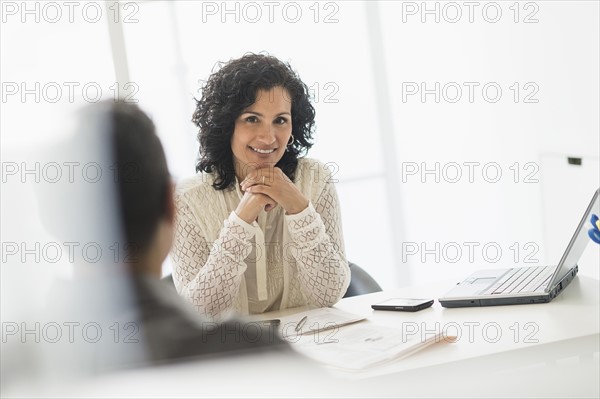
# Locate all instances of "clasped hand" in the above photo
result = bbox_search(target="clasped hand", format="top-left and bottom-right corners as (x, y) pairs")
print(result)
(235, 167), (309, 224)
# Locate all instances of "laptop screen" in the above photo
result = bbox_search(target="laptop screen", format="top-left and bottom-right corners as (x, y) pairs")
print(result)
(548, 188), (600, 289)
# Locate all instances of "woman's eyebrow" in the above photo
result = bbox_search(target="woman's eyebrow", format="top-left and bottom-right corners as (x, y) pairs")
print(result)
(241, 111), (291, 117)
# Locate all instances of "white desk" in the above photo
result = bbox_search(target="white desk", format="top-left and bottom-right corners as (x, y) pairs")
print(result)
(333, 276), (600, 398)
(334, 275), (600, 378)
(26, 276), (600, 398)
(241, 276), (600, 397)
(251, 275), (599, 397)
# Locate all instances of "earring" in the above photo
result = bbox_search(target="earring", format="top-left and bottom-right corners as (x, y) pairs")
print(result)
(287, 135), (295, 146)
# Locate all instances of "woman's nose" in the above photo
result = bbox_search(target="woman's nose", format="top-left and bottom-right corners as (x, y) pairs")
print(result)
(256, 125), (276, 144)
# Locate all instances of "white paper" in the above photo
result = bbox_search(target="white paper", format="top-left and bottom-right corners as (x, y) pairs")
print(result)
(275, 307), (366, 337)
(288, 323), (454, 371)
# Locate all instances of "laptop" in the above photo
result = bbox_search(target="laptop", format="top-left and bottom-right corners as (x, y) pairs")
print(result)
(439, 188), (599, 308)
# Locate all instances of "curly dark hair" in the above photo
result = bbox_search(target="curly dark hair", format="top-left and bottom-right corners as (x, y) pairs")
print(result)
(192, 53), (315, 190)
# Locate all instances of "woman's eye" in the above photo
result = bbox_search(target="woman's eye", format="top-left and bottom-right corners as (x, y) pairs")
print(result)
(275, 117), (288, 125)
(245, 116), (258, 123)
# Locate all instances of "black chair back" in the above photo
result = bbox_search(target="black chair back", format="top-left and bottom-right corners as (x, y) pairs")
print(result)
(343, 262), (382, 298)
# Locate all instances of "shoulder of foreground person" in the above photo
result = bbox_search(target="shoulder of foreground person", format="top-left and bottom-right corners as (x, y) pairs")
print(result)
(130, 276), (289, 365)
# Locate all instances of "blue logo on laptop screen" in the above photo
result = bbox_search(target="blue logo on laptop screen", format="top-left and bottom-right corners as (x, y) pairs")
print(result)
(589, 214), (600, 244)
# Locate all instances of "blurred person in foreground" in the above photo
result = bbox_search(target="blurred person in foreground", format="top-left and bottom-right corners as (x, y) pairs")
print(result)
(104, 100), (288, 365)
(172, 53), (350, 320)
(2, 101), (292, 395)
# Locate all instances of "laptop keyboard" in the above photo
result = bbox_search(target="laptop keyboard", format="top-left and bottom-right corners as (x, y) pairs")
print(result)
(481, 266), (554, 295)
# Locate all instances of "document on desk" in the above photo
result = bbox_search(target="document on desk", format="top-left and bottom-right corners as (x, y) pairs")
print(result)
(276, 307), (366, 336)
(289, 323), (454, 371)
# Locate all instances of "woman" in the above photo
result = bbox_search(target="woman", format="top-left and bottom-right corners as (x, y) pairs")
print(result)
(171, 53), (350, 320)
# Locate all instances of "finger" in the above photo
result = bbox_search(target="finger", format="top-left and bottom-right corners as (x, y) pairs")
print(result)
(246, 183), (271, 195)
(241, 179), (263, 191)
(264, 195), (277, 211)
(245, 189), (276, 204)
(255, 192), (276, 212)
(243, 176), (272, 191)
(254, 167), (277, 184)
(254, 190), (279, 211)
(260, 167), (291, 185)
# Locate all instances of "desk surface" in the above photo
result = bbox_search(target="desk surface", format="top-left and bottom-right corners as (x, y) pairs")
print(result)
(26, 276), (600, 398)
(333, 275), (600, 377)
(245, 275), (600, 396)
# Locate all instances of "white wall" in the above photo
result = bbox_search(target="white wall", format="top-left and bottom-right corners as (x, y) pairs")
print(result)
(377, 1), (599, 284)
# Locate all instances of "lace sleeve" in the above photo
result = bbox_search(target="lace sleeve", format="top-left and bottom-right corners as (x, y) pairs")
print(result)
(285, 181), (351, 307)
(170, 194), (255, 321)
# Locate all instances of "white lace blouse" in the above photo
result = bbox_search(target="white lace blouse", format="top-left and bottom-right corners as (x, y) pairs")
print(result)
(170, 158), (351, 320)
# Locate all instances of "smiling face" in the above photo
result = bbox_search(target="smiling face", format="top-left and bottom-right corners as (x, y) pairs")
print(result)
(231, 86), (293, 181)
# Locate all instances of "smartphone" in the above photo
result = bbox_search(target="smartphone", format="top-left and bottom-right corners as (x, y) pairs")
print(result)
(371, 298), (434, 312)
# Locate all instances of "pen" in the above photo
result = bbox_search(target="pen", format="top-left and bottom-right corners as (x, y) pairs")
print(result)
(295, 316), (308, 332)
